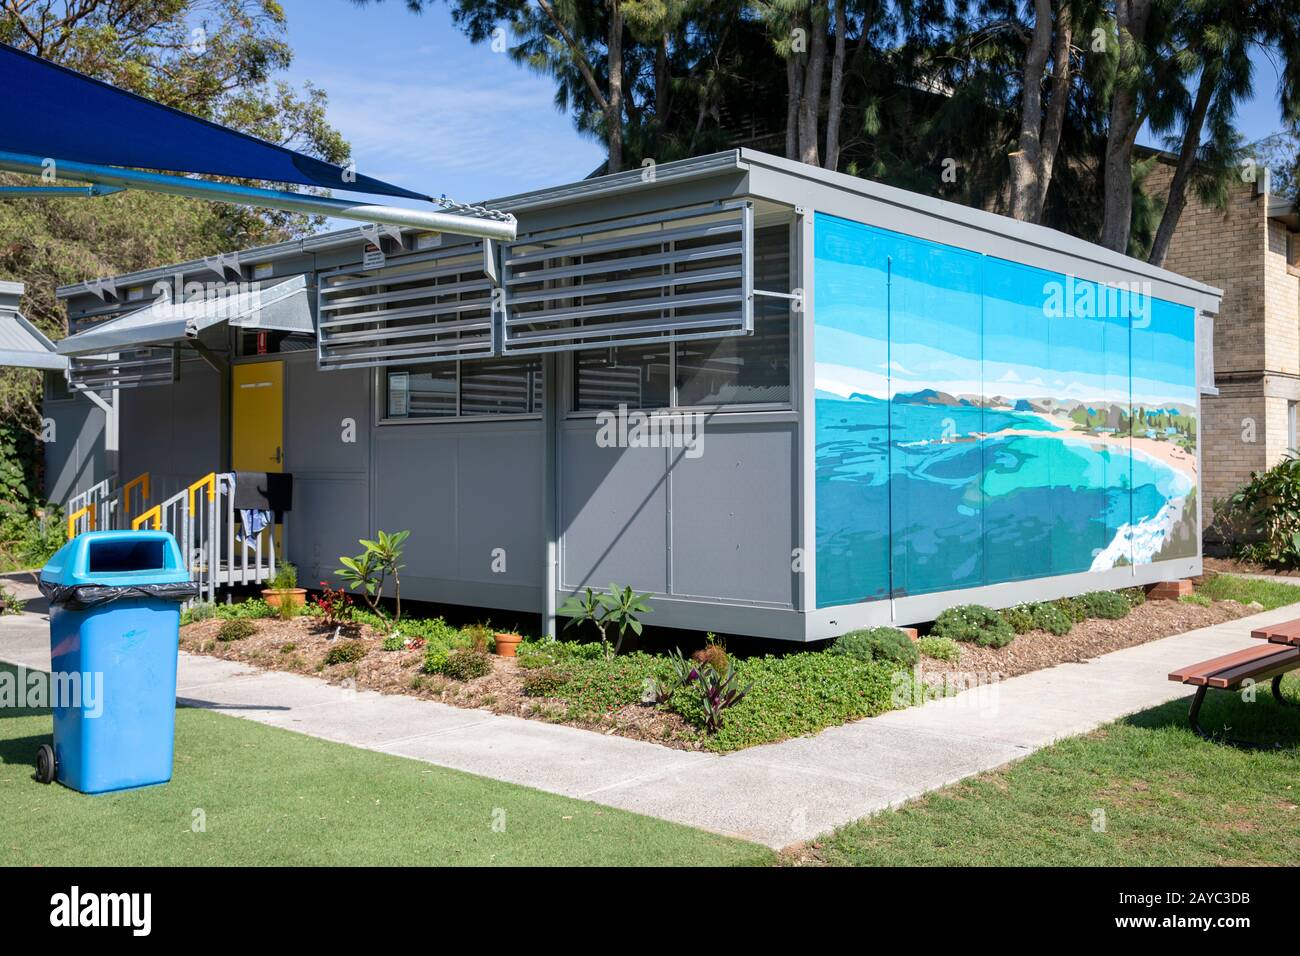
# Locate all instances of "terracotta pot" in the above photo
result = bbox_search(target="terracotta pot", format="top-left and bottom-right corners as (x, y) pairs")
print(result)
(494, 632), (523, 657)
(262, 587), (307, 610)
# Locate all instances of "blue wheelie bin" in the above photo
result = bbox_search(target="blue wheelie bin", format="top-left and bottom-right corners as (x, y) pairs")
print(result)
(36, 530), (197, 793)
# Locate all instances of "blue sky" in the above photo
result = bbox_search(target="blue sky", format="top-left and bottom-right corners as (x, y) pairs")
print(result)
(276, 0), (1290, 208)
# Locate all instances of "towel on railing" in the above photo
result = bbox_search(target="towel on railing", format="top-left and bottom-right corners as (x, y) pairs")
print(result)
(232, 471), (293, 519)
(239, 508), (273, 542)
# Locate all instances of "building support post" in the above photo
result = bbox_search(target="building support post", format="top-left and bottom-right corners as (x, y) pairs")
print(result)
(541, 352), (559, 638)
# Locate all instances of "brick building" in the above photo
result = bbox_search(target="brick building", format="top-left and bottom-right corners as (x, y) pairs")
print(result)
(1145, 157), (1300, 514)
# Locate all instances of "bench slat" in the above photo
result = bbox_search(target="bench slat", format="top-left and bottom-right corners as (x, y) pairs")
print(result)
(1251, 618), (1300, 645)
(1168, 644), (1291, 684)
(1204, 647), (1300, 688)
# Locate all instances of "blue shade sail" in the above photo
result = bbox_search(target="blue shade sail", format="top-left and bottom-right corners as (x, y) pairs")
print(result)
(0, 42), (429, 202)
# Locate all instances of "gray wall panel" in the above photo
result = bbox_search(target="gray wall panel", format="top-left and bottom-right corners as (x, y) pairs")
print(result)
(669, 423), (796, 606)
(42, 393), (107, 503)
(560, 426), (670, 594)
(285, 358), (370, 474)
(118, 358), (221, 501)
(286, 477), (369, 585)
(454, 431), (543, 583)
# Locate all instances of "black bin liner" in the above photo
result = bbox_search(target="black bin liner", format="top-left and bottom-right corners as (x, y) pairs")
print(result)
(39, 580), (199, 611)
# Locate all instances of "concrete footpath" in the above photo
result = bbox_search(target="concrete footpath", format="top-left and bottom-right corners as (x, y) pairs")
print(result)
(3, 571), (1295, 849)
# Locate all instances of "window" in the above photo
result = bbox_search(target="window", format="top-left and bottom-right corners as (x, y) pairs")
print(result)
(573, 222), (792, 410)
(384, 358), (543, 420)
(237, 330), (315, 356)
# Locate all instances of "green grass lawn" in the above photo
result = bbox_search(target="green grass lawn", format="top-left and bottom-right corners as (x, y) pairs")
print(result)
(804, 674), (1300, 866)
(1199, 572), (1300, 609)
(0, 668), (770, 866)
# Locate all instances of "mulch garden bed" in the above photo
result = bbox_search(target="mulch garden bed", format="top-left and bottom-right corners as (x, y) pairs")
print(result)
(178, 616), (702, 748)
(1203, 556), (1300, 579)
(180, 591), (1262, 750)
(919, 595), (1255, 684)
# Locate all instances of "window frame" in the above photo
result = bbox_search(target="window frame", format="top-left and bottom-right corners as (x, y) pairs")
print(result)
(374, 357), (545, 426)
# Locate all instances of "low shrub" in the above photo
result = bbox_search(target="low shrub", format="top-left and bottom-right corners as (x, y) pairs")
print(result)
(917, 636), (960, 663)
(1030, 602), (1074, 635)
(186, 601), (217, 623)
(217, 619), (256, 642)
(422, 645), (449, 675)
(1120, 586), (1147, 608)
(829, 627), (918, 666)
(1213, 455), (1300, 567)
(521, 666), (569, 697)
(439, 648), (493, 681)
(931, 605), (1015, 648)
(218, 598), (275, 621)
(1054, 597), (1087, 623)
(381, 634), (405, 651)
(457, 623), (494, 651)
(692, 643), (731, 673)
(324, 640), (369, 665)
(516, 637), (605, 670)
(1078, 590), (1131, 620)
(0, 583), (25, 616)
(1000, 604), (1037, 634)
(280, 643), (297, 654)
(270, 562), (298, 592)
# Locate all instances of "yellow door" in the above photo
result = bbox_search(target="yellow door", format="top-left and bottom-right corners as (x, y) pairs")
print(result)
(232, 361), (284, 472)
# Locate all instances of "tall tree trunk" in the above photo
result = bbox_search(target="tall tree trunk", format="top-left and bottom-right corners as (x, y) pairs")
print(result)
(656, 33), (669, 121)
(1009, 0), (1054, 221)
(1148, 66), (1217, 267)
(1033, 3), (1073, 222)
(607, 0), (625, 173)
(786, 53), (803, 160)
(798, 5), (827, 166)
(1100, 0), (1154, 254)
(824, 0), (848, 171)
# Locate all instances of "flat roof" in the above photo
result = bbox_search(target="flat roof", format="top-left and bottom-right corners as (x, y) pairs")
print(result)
(58, 148), (1221, 305)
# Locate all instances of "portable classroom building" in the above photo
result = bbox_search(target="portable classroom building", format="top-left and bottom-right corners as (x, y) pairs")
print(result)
(34, 149), (1221, 641)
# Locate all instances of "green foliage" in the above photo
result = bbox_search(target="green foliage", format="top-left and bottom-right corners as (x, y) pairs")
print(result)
(1000, 604), (1036, 634)
(1003, 602), (1075, 635)
(932, 605), (1016, 648)
(0, 583), (24, 616)
(917, 636), (961, 663)
(521, 667), (569, 697)
(438, 648), (493, 681)
(1053, 598), (1087, 623)
(186, 602), (217, 623)
(270, 562), (298, 591)
(324, 640), (369, 666)
(829, 627), (919, 667)
(1198, 574), (1300, 610)
(1180, 593), (1212, 607)
(0, 507), (64, 573)
(1214, 456), (1300, 568)
(421, 645), (449, 676)
(1120, 586), (1147, 608)
(1078, 590), (1132, 620)
(558, 583), (653, 656)
(335, 529), (410, 624)
(217, 619), (256, 642)
(516, 637), (605, 670)
(381, 634), (406, 651)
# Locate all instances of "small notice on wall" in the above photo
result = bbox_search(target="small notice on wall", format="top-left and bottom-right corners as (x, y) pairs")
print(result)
(388, 371), (409, 417)
(363, 243), (386, 270)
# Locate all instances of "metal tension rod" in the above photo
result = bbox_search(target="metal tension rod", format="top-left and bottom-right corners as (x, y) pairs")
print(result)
(0, 151), (518, 242)
(0, 183), (123, 197)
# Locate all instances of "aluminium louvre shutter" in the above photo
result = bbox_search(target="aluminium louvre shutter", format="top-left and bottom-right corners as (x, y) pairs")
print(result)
(316, 243), (496, 370)
(501, 202), (756, 355)
(67, 348), (177, 390)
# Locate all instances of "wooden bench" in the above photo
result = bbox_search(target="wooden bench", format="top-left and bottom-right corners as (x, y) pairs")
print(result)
(1168, 643), (1300, 745)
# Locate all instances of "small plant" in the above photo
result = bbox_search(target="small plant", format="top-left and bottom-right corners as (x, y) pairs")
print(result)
(0, 583), (24, 616)
(917, 636), (961, 663)
(218, 619), (256, 642)
(270, 562), (298, 592)
(1054, 597), (1087, 623)
(829, 627), (919, 666)
(458, 623), (493, 651)
(1000, 604), (1036, 634)
(1214, 456), (1300, 567)
(931, 605), (1015, 648)
(522, 666), (568, 697)
(692, 643), (730, 673)
(280, 642), (298, 654)
(312, 581), (355, 628)
(1120, 586), (1147, 608)
(187, 601), (217, 623)
(693, 663), (751, 733)
(439, 648), (492, 681)
(324, 639), (369, 665)
(558, 582), (653, 657)
(1181, 592), (1213, 607)
(335, 529), (410, 625)
(1031, 602), (1074, 635)
(1077, 590), (1131, 620)
(422, 645), (449, 675)
(381, 633), (406, 651)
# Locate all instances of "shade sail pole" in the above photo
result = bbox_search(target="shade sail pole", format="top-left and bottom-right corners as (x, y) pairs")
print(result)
(0, 151), (517, 242)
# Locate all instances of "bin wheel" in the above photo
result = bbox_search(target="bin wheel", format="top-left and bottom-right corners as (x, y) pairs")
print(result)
(35, 744), (55, 785)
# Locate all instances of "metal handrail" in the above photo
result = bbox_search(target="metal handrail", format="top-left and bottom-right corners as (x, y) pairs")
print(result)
(121, 473), (150, 518)
(66, 503), (96, 538)
(131, 504), (162, 530)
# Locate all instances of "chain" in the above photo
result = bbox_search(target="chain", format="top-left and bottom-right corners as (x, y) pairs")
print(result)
(431, 196), (516, 223)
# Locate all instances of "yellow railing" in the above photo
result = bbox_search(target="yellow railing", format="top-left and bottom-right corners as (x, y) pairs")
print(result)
(121, 473), (151, 517)
(187, 473), (216, 512)
(66, 503), (96, 539)
(131, 504), (162, 531)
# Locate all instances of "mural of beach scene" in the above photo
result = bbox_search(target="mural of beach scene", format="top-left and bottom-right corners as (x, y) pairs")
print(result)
(814, 213), (1198, 609)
